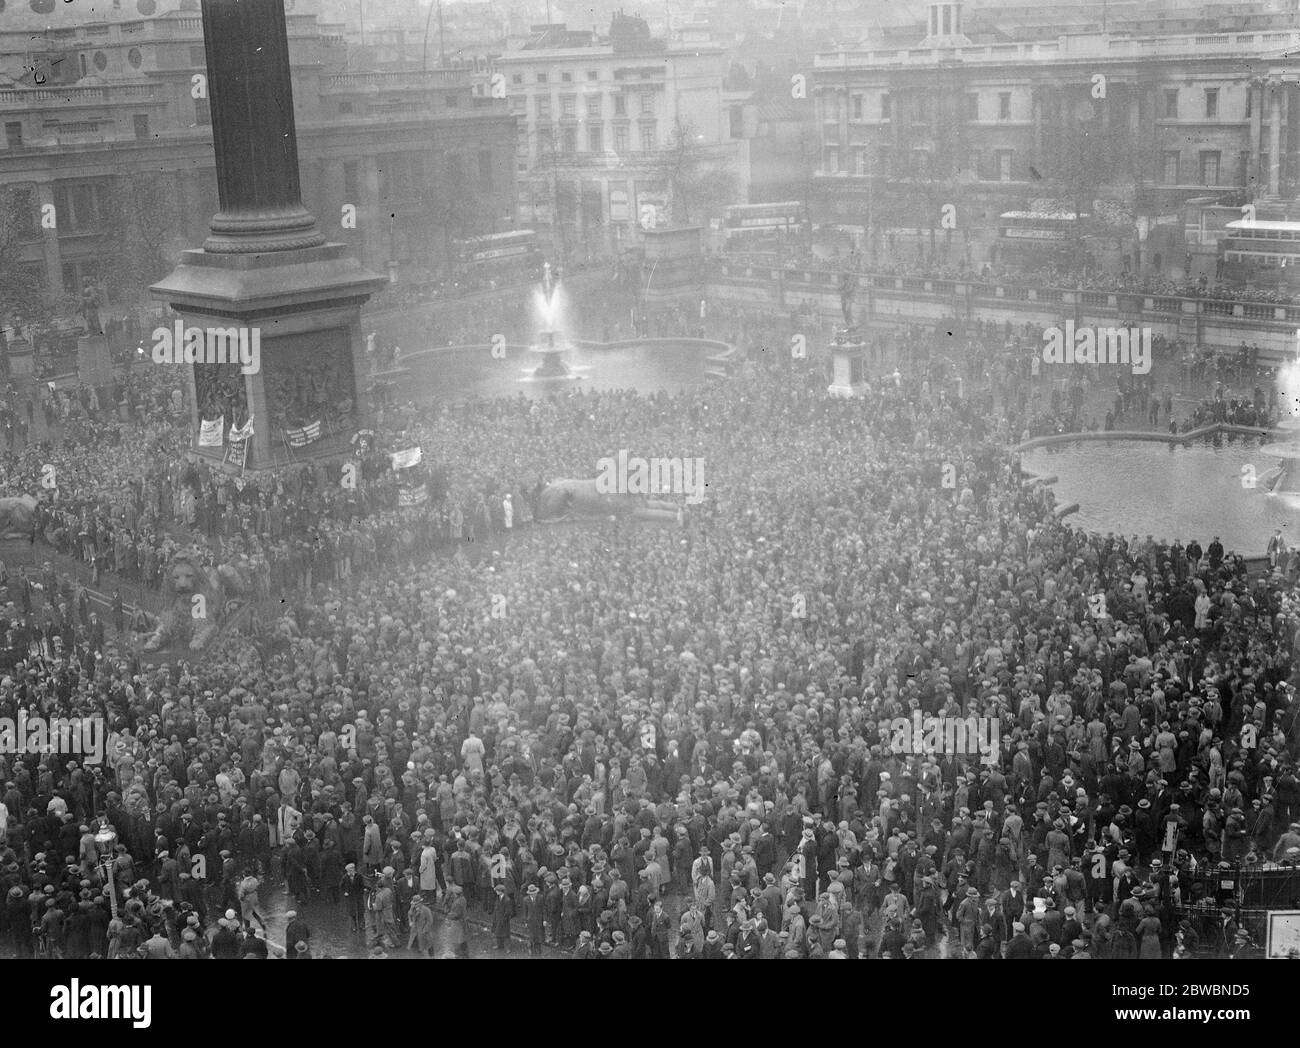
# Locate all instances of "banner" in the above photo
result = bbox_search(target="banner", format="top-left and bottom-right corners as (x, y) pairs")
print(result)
(225, 439), (248, 470)
(390, 446), (422, 470)
(198, 416), (224, 447)
(283, 420), (322, 448)
(398, 483), (428, 507)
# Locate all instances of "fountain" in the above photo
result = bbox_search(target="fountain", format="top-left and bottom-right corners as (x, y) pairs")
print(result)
(1259, 355), (1300, 497)
(527, 262), (583, 381)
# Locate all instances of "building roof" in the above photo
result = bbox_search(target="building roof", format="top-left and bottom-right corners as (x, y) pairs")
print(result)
(0, 0), (193, 33)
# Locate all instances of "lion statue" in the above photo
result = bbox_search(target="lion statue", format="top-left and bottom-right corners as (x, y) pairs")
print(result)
(0, 495), (38, 541)
(139, 548), (246, 653)
(535, 478), (681, 523)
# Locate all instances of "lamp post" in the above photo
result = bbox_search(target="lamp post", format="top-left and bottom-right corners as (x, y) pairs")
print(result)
(94, 826), (119, 920)
(422, 0), (447, 74)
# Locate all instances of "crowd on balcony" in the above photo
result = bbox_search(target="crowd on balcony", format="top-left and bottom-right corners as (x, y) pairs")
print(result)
(716, 247), (1300, 307)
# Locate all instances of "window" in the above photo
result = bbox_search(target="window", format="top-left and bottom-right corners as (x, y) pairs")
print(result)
(561, 94), (576, 118)
(537, 125), (553, 154)
(998, 92), (1011, 119)
(1161, 151), (1179, 184)
(823, 146), (839, 174)
(5, 121), (22, 148)
(852, 95), (863, 120)
(588, 126), (602, 152)
(1199, 150), (1220, 186)
(561, 72), (572, 83)
(967, 94), (978, 121)
(729, 104), (744, 139)
(1164, 89), (1178, 118)
(537, 73), (547, 83)
(881, 93), (891, 119)
(614, 125), (629, 152)
(995, 149), (1012, 181)
(338, 101), (353, 115)
(194, 97), (210, 126)
(1205, 88), (1218, 118)
(613, 94), (626, 116)
(586, 94), (601, 118)
(561, 127), (577, 154)
(968, 148), (980, 179)
(587, 70), (598, 81)
(640, 93), (655, 116)
(511, 73), (522, 85)
(508, 95), (525, 113)
(133, 113), (150, 139)
(1246, 89), (1252, 119)
(343, 161), (358, 199)
(639, 123), (655, 151)
(10, 189), (35, 237)
(478, 149), (494, 189)
(536, 96), (551, 118)
(190, 45), (206, 66)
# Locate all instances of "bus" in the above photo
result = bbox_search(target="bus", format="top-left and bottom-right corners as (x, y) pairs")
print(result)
(1219, 218), (1300, 284)
(995, 210), (1087, 265)
(721, 202), (808, 245)
(451, 230), (542, 284)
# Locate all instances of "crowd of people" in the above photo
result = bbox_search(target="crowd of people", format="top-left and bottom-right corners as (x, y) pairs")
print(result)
(0, 273), (1295, 963)
(719, 246), (1300, 306)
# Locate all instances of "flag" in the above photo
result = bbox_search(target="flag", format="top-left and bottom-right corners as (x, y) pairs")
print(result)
(284, 420), (322, 448)
(390, 446), (422, 470)
(229, 416), (254, 443)
(198, 417), (224, 447)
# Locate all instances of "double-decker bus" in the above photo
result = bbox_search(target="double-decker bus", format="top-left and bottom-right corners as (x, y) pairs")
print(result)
(1219, 218), (1300, 283)
(451, 230), (542, 284)
(995, 210), (1086, 265)
(721, 201), (808, 245)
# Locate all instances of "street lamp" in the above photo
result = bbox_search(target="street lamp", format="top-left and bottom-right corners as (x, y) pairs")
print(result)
(422, 0), (447, 74)
(94, 826), (119, 920)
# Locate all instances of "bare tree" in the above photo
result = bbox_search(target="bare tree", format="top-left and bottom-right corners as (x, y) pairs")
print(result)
(0, 187), (50, 327)
(99, 168), (184, 304)
(655, 116), (738, 227)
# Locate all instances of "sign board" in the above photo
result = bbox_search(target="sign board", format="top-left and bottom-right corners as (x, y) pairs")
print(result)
(1266, 911), (1300, 959)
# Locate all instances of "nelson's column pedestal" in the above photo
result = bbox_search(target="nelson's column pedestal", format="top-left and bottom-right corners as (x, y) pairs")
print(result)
(151, 0), (386, 470)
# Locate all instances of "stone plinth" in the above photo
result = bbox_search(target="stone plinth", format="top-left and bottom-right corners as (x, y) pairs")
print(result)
(5, 337), (34, 387)
(827, 332), (868, 398)
(77, 333), (113, 392)
(152, 244), (386, 470)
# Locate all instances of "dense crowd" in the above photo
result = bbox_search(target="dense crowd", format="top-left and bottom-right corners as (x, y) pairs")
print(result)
(0, 284), (1296, 963)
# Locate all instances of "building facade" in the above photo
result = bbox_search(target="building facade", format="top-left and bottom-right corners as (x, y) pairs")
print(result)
(811, 1), (1300, 277)
(0, 0), (516, 317)
(496, 14), (742, 259)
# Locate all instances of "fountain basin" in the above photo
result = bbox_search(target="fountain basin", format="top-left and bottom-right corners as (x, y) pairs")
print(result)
(1021, 431), (1298, 555)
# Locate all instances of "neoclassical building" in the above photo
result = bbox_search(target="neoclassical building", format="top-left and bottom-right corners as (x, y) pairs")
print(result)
(0, 0), (517, 307)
